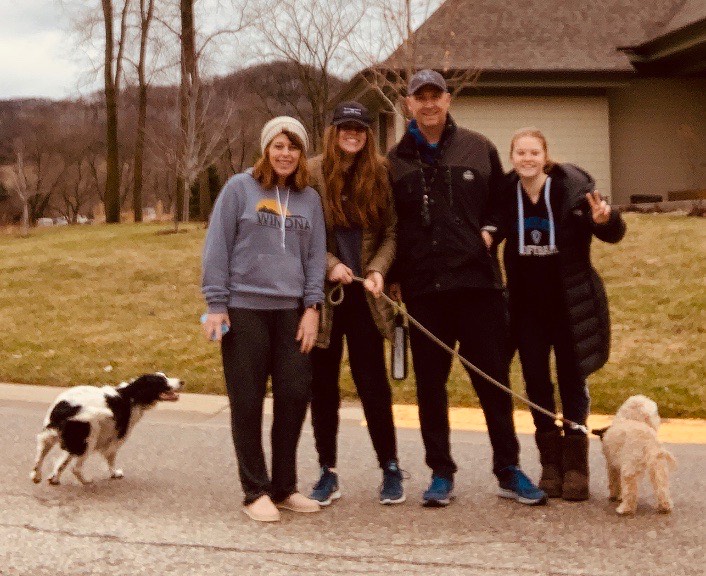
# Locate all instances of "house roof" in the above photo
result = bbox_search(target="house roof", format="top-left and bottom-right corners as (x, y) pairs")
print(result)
(649, 0), (706, 38)
(383, 0), (692, 73)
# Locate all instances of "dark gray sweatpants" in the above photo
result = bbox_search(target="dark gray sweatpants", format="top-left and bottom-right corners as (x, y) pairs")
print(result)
(221, 307), (311, 504)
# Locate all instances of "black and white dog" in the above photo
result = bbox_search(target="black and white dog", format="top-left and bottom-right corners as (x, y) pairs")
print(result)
(31, 373), (183, 485)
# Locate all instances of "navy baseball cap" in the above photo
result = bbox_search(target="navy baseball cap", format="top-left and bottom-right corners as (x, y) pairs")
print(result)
(331, 101), (372, 127)
(407, 69), (447, 95)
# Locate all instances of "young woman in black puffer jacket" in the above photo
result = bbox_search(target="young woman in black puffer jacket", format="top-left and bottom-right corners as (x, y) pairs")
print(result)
(482, 127), (626, 501)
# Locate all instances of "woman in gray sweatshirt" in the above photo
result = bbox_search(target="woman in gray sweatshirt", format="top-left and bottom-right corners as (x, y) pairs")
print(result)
(202, 116), (326, 522)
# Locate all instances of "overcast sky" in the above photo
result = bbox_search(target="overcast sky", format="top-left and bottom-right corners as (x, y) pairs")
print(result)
(0, 0), (443, 101)
(0, 1), (86, 100)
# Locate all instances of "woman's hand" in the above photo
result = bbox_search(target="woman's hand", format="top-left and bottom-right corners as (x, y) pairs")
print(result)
(586, 191), (611, 224)
(388, 282), (402, 302)
(296, 308), (320, 353)
(328, 262), (354, 284)
(363, 271), (384, 298)
(202, 312), (230, 342)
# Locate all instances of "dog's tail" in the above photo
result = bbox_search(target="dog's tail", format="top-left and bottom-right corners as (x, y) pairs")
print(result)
(650, 447), (677, 471)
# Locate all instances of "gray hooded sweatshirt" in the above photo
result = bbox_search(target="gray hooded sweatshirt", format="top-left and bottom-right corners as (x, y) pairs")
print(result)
(202, 172), (326, 312)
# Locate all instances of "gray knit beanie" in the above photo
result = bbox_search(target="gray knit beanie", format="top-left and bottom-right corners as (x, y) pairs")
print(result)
(260, 116), (309, 154)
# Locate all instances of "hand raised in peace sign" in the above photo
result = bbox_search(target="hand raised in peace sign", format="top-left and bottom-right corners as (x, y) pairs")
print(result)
(586, 190), (611, 225)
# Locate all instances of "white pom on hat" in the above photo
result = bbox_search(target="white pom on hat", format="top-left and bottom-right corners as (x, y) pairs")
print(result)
(260, 116), (309, 154)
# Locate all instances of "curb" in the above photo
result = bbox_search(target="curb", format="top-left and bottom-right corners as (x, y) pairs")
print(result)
(2, 383), (704, 444)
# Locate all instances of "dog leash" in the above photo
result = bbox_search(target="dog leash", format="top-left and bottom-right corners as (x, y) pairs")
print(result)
(329, 277), (589, 435)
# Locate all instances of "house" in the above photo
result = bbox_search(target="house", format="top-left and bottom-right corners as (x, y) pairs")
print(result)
(335, 0), (706, 204)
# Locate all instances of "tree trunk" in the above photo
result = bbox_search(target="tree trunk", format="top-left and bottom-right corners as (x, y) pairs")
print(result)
(21, 203), (29, 237)
(133, 83), (147, 222)
(133, 0), (155, 223)
(198, 168), (210, 221)
(102, 0), (121, 223)
(179, 0), (197, 223)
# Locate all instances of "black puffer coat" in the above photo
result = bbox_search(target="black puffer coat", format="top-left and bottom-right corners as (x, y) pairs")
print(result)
(496, 164), (626, 378)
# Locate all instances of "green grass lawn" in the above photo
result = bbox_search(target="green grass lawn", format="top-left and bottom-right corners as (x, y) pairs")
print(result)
(1, 213), (704, 418)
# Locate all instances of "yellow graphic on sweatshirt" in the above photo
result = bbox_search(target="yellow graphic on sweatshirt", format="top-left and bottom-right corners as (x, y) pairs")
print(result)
(256, 199), (291, 217)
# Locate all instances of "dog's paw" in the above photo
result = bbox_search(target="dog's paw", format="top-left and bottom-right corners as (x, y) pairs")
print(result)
(30, 471), (42, 484)
(657, 500), (673, 514)
(110, 469), (124, 479)
(48, 476), (61, 486)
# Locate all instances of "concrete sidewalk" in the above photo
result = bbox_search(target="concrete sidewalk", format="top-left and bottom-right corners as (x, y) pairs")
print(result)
(3, 381), (704, 444)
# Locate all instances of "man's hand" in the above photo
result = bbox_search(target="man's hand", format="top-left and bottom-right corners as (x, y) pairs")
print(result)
(363, 271), (384, 298)
(586, 191), (611, 224)
(296, 308), (320, 353)
(328, 262), (354, 284)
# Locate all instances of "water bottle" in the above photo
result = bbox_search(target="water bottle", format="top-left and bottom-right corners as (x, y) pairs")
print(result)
(391, 312), (408, 380)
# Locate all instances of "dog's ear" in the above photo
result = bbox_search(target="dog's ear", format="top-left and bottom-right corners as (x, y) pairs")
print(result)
(592, 426), (609, 439)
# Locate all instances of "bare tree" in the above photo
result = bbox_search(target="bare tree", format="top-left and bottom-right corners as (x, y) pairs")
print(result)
(351, 0), (478, 122)
(253, 0), (366, 151)
(10, 139), (31, 236)
(155, 78), (236, 231)
(22, 133), (67, 224)
(131, 0), (157, 221)
(101, 0), (133, 223)
(57, 154), (95, 224)
(168, 0), (260, 221)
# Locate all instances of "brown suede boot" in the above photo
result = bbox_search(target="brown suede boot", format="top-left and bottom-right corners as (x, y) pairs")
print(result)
(535, 429), (563, 498)
(561, 433), (589, 501)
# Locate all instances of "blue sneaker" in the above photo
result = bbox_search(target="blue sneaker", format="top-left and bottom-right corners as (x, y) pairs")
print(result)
(310, 466), (340, 506)
(379, 460), (406, 505)
(422, 475), (454, 507)
(498, 465), (548, 506)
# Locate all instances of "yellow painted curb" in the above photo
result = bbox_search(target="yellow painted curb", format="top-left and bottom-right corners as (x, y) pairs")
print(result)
(388, 404), (706, 445)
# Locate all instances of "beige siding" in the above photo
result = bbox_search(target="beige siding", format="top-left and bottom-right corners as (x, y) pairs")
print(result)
(609, 78), (706, 204)
(451, 96), (612, 200)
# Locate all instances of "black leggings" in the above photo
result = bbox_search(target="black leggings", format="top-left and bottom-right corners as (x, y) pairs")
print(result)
(515, 305), (590, 435)
(221, 307), (311, 504)
(310, 283), (397, 469)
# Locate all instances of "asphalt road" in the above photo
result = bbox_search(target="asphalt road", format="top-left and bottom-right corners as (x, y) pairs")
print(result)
(1, 397), (704, 576)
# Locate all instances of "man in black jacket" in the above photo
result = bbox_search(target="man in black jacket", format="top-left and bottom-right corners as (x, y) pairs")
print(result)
(387, 70), (546, 507)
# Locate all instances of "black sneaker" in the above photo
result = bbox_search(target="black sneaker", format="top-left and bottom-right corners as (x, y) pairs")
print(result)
(422, 475), (454, 507)
(498, 465), (548, 506)
(310, 466), (341, 506)
(379, 460), (406, 505)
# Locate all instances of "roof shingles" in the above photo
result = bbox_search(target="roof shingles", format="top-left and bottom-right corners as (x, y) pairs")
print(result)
(385, 0), (690, 72)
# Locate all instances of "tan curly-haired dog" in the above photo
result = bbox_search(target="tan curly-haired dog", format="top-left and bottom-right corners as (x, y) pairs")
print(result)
(593, 395), (676, 515)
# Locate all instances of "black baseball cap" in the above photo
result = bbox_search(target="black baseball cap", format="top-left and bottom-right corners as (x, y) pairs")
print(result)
(332, 101), (372, 128)
(407, 69), (447, 95)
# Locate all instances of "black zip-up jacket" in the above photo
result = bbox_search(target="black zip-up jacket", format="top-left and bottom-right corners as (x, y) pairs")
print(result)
(493, 163), (627, 377)
(387, 115), (505, 301)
